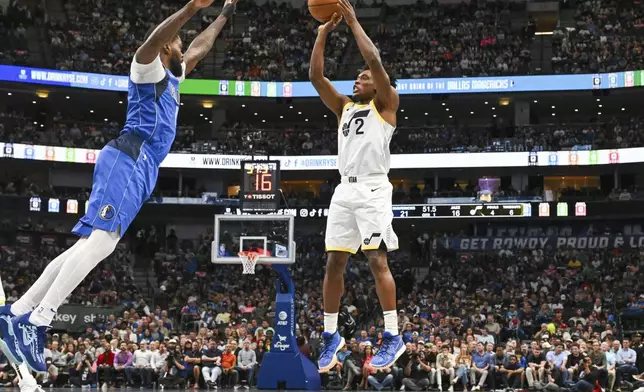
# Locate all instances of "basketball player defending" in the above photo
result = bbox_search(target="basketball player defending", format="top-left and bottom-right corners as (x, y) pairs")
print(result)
(310, 0), (403, 372)
(0, 0), (237, 372)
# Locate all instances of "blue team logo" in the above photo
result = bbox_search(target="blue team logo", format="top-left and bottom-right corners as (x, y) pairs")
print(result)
(18, 70), (27, 80)
(592, 74), (601, 89)
(528, 151), (538, 166)
(48, 198), (60, 213)
(99, 204), (115, 221)
(608, 73), (618, 88)
(548, 152), (558, 166)
(24, 146), (34, 159)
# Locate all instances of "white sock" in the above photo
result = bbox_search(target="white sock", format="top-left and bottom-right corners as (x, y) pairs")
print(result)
(9, 301), (32, 316)
(28, 306), (56, 326)
(324, 312), (338, 334)
(11, 238), (87, 316)
(383, 310), (399, 335)
(29, 230), (119, 326)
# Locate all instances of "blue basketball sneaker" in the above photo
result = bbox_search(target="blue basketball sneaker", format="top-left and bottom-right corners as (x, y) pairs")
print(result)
(13, 313), (47, 373)
(371, 332), (405, 369)
(0, 305), (23, 364)
(318, 331), (345, 373)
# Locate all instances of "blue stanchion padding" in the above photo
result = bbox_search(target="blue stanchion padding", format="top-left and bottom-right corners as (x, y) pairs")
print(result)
(257, 265), (321, 390)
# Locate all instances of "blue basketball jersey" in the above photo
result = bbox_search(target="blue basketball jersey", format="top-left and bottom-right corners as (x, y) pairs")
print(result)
(73, 59), (183, 238)
(121, 67), (181, 165)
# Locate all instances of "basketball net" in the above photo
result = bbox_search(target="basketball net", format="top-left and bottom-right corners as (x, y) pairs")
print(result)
(238, 251), (262, 275)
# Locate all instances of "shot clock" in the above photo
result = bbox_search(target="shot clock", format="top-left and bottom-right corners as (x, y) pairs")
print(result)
(240, 160), (281, 212)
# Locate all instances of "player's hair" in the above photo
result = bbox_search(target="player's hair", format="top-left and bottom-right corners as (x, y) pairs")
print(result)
(362, 66), (398, 88)
(143, 26), (180, 43)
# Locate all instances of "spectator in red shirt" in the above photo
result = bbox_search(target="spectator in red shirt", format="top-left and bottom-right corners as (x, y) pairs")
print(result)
(221, 344), (239, 387)
(96, 341), (115, 388)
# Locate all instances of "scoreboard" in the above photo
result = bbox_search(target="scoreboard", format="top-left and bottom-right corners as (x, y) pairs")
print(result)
(393, 203), (532, 218)
(240, 160), (281, 212)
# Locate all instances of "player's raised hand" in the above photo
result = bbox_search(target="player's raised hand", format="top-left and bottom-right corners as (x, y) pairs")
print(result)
(318, 13), (342, 35)
(337, 0), (357, 24)
(191, 0), (215, 8)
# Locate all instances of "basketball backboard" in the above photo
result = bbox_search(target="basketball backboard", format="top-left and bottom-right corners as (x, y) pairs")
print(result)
(212, 214), (296, 264)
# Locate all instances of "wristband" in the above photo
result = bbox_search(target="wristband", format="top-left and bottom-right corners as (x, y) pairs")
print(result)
(221, 4), (234, 18)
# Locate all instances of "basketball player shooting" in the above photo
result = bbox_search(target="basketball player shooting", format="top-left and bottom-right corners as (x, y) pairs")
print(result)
(309, 0), (403, 372)
(0, 0), (237, 373)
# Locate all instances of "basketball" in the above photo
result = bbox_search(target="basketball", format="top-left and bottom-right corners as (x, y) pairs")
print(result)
(308, 0), (340, 23)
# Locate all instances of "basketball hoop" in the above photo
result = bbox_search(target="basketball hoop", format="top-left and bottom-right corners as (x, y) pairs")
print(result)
(238, 251), (263, 274)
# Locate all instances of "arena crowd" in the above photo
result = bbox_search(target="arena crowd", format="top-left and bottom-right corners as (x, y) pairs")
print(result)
(4, 0), (644, 79)
(2, 113), (644, 155)
(1, 221), (641, 390)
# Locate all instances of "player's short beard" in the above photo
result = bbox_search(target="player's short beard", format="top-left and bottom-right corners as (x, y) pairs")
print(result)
(168, 56), (183, 78)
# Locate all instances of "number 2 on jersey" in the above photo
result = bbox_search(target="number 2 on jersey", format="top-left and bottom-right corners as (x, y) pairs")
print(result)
(341, 109), (371, 137)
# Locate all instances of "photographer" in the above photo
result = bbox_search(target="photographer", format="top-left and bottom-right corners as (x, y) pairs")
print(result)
(70, 353), (97, 387)
(159, 339), (187, 389)
(38, 357), (59, 388)
(402, 350), (432, 390)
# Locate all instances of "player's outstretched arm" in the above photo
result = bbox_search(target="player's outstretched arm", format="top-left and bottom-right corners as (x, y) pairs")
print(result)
(338, 0), (398, 112)
(135, 0), (215, 65)
(309, 13), (351, 118)
(184, 0), (238, 75)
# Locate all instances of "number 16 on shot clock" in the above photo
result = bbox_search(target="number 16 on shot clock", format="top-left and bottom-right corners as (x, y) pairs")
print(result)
(246, 163), (274, 191)
(240, 160), (281, 212)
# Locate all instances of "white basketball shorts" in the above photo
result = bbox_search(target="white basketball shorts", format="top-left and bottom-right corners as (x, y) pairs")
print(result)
(325, 175), (399, 254)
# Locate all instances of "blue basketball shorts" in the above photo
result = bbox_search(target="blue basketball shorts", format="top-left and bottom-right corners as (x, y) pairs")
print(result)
(72, 139), (158, 237)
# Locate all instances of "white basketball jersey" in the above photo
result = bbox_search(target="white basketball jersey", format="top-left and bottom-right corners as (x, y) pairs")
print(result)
(337, 100), (396, 177)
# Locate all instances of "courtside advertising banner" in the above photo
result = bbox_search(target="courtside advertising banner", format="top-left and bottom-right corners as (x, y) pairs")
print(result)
(449, 235), (644, 251)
